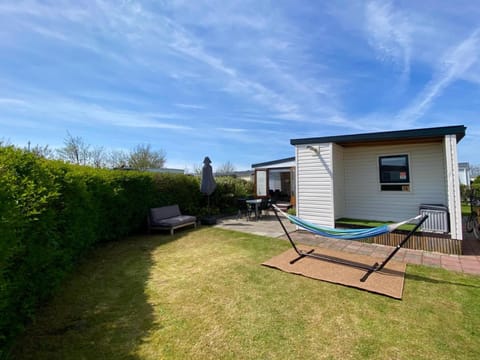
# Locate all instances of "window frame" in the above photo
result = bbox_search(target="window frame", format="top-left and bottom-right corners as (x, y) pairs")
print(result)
(378, 154), (411, 192)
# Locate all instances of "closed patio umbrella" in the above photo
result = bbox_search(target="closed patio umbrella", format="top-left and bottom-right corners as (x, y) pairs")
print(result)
(201, 156), (216, 196)
(200, 156), (217, 224)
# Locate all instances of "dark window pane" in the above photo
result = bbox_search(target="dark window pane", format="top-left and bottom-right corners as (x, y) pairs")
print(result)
(379, 155), (409, 184)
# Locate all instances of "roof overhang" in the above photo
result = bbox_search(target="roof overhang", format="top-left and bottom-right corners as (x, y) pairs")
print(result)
(252, 156), (295, 168)
(290, 125), (466, 147)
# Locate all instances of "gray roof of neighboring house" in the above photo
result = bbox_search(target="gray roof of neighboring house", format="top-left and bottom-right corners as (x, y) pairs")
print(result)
(290, 125), (466, 146)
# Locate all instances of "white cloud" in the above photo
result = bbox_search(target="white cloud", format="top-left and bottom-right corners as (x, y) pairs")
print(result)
(397, 28), (480, 125)
(216, 128), (247, 133)
(365, 1), (411, 81)
(0, 97), (27, 106)
(1, 92), (194, 131)
(174, 103), (206, 110)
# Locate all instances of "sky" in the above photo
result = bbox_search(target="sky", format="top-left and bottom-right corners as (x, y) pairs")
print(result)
(1, 0), (479, 172)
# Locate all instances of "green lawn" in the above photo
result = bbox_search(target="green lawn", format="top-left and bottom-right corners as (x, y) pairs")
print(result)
(336, 217), (417, 231)
(463, 203), (473, 216)
(9, 228), (480, 359)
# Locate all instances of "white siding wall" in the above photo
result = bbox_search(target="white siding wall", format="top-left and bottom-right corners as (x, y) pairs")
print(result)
(332, 144), (345, 219)
(343, 142), (447, 222)
(296, 144), (334, 226)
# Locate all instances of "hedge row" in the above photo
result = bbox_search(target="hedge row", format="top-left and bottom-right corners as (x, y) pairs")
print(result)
(0, 146), (252, 354)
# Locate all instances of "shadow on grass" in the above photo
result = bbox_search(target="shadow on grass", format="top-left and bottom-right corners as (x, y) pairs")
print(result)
(8, 231), (190, 359)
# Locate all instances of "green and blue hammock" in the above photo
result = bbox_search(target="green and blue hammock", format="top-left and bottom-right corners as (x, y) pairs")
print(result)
(271, 204), (428, 282)
(272, 205), (423, 240)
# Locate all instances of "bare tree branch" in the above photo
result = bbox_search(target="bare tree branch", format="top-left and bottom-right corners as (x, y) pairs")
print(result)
(128, 144), (166, 170)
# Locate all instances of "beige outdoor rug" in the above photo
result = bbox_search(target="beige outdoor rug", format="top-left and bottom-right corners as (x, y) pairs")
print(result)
(262, 246), (407, 299)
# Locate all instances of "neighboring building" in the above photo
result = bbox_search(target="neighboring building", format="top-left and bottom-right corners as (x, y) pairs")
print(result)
(458, 162), (471, 186)
(232, 170), (254, 182)
(289, 125), (466, 254)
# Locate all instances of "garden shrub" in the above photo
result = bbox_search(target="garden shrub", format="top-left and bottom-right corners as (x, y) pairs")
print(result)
(0, 147), (64, 350)
(150, 173), (203, 215)
(208, 176), (254, 215)
(0, 149), (156, 354)
(0, 146), (255, 354)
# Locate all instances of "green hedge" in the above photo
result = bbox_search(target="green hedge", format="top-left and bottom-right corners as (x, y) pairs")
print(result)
(0, 147), (156, 353)
(0, 146), (253, 353)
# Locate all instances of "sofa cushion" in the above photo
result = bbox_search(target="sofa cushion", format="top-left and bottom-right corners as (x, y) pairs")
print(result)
(154, 215), (197, 228)
(150, 205), (182, 224)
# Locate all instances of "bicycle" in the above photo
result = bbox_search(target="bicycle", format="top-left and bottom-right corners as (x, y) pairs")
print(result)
(465, 189), (480, 240)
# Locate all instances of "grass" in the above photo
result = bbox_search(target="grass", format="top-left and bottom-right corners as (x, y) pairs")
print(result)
(336, 217), (417, 232)
(9, 227), (480, 359)
(463, 203), (473, 216)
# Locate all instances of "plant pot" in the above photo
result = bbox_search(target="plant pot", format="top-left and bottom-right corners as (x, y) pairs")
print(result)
(201, 216), (217, 225)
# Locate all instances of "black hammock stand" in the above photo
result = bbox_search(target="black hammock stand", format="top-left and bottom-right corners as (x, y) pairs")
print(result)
(271, 206), (428, 282)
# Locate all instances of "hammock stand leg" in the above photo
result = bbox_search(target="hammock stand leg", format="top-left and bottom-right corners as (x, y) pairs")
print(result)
(359, 215), (428, 282)
(373, 215), (428, 272)
(272, 206), (428, 282)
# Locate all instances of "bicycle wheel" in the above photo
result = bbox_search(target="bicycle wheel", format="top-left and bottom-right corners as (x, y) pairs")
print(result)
(466, 214), (475, 233)
(473, 218), (480, 240)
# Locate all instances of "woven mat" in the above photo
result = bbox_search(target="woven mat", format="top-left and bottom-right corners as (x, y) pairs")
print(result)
(262, 246), (406, 299)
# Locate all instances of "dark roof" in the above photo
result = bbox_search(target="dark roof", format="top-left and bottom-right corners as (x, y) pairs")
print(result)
(290, 125), (466, 146)
(252, 156), (295, 168)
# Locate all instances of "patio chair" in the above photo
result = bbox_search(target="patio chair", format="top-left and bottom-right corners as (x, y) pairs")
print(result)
(237, 198), (251, 220)
(259, 198), (271, 217)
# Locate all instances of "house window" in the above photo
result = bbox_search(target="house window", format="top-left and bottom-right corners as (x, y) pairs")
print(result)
(255, 170), (267, 197)
(379, 155), (410, 191)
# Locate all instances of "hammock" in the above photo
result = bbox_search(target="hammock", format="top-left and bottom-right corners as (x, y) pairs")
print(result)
(271, 204), (428, 282)
(272, 205), (423, 240)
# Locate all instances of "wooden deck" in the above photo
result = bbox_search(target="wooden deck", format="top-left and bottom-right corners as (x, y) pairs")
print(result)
(358, 231), (462, 255)
(335, 218), (479, 255)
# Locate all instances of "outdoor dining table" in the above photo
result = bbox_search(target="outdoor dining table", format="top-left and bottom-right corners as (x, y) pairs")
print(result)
(246, 198), (262, 221)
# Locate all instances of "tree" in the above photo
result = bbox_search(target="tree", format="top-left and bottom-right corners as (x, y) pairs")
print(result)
(56, 132), (109, 168)
(216, 161), (236, 176)
(23, 132), (166, 170)
(56, 132), (91, 165)
(108, 149), (130, 169)
(28, 143), (55, 159)
(192, 163), (203, 176)
(89, 146), (106, 168)
(0, 138), (12, 147)
(128, 144), (166, 171)
(470, 164), (480, 179)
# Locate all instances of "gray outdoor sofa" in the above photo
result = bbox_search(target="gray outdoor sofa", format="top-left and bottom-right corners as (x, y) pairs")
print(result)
(147, 205), (197, 235)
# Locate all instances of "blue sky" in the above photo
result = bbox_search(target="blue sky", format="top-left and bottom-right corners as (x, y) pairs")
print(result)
(1, 1), (479, 171)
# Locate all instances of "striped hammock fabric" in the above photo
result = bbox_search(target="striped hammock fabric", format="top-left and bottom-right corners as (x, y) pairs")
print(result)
(272, 205), (423, 240)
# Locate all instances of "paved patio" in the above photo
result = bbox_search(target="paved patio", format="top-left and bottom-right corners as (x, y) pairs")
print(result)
(215, 214), (480, 276)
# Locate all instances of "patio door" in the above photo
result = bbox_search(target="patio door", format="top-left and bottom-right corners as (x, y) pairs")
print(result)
(255, 167), (296, 203)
